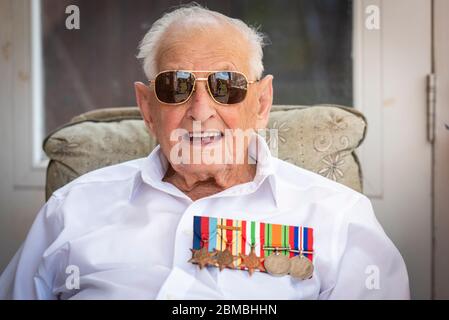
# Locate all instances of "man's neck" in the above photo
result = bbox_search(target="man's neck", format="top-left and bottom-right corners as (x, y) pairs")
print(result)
(162, 164), (257, 201)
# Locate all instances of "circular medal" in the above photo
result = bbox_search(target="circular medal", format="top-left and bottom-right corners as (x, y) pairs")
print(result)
(289, 255), (314, 280)
(264, 253), (291, 276)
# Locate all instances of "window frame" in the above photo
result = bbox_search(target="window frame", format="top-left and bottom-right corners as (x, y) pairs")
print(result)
(10, 0), (382, 197)
(353, 0), (383, 198)
(9, 0), (47, 188)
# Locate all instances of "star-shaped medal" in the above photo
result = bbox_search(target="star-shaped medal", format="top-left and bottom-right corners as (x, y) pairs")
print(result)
(215, 247), (237, 271)
(188, 247), (216, 269)
(239, 245), (265, 276)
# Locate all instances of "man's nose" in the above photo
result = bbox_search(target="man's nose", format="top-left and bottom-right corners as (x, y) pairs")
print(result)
(186, 80), (216, 122)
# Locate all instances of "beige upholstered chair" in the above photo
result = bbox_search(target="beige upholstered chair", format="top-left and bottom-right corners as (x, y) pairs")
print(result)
(43, 105), (367, 201)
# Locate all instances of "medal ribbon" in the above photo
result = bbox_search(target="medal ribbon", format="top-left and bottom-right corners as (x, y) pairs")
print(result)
(192, 216), (315, 268)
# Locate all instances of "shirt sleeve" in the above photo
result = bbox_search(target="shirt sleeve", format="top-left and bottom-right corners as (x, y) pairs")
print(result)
(319, 195), (410, 300)
(0, 195), (64, 300)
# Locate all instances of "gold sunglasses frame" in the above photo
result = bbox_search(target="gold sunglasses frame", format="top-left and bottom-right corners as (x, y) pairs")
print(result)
(148, 70), (259, 106)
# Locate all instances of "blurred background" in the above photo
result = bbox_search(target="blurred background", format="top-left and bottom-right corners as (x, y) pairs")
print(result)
(0, 0), (448, 299)
(40, 0), (353, 135)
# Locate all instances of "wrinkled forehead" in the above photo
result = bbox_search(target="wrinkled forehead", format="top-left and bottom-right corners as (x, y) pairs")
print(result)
(156, 22), (252, 76)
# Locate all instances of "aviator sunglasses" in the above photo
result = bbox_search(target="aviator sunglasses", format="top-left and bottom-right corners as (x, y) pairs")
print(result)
(149, 70), (259, 105)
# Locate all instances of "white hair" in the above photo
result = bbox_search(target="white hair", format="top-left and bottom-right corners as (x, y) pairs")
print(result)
(137, 3), (267, 80)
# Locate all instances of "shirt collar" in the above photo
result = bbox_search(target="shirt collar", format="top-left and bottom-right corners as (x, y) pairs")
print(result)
(134, 132), (279, 205)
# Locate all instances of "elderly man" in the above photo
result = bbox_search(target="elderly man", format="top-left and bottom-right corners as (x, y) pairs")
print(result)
(0, 4), (409, 300)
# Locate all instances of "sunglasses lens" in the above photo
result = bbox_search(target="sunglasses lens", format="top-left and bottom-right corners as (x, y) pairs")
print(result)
(155, 71), (194, 103)
(208, 72), (248, 104)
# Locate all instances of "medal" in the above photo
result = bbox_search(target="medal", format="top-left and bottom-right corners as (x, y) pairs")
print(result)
(239, 245), (265, 276)
(188, 238), (216, 269)
(289, 254), (314, 280)
(190, 216), (315, 278)
(215, 244), (237, 271)
(264, 250), (291, 277)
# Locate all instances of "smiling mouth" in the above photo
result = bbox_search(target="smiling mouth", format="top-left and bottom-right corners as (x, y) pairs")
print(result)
(184, 131), (224, 145)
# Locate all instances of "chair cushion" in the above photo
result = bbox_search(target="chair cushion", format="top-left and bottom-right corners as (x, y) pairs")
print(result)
(43, 105), (366, 200)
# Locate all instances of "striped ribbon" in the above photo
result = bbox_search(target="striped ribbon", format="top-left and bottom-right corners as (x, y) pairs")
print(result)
(192, 215), (314, 270)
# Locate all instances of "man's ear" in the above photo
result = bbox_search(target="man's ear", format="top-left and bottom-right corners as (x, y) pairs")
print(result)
(255, 75), (274, 129)
(134, 82), (156, 136)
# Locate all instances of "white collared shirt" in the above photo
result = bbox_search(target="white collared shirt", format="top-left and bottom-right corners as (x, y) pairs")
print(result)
(0, 135), (410, 300)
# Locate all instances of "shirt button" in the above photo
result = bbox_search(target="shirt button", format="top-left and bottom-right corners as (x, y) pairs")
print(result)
(183, 229), (193, 237)
(166, 294), (176, 300)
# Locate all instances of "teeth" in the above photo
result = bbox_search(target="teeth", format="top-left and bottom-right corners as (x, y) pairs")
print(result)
(188, 131), (222, 139)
